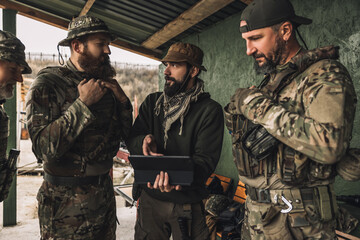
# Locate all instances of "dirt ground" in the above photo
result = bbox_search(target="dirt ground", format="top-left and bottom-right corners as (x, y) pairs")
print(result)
(0, 139), (136, 239)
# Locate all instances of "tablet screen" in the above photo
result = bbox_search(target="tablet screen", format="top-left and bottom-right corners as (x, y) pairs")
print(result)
(128, 155), (194, 186)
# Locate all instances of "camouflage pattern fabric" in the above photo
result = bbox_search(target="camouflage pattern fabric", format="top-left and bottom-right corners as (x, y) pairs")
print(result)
(0, 105), (16, 202)
(242, 197), (337, 240)
(26, 60), (132, 238)
(37, 175), (116, 240)
(230, 46), (356, 166)
(58, 15), (116, 47)
(227, 46), (357, 239)
(0, 30), (31, 74)
(26, 60), (132, 176)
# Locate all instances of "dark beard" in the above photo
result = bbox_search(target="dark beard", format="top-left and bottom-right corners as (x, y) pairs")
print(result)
(254, 36), (286, 75)
(164, 76), (183, 97)
(78, 49), (116, 80)
(163, 67), (191, 97)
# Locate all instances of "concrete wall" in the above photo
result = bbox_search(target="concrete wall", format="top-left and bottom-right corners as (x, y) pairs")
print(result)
(159, 0), (360, 194)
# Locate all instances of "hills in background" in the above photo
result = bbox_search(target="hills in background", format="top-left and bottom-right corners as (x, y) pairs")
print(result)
(23, 54), (159, 107)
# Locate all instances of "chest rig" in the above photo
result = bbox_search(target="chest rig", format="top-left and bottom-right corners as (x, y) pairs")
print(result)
(35, 66), (122, 174)
(225, 46), (342, 185)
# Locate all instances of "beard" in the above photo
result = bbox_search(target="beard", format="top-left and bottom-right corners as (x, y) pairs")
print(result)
(164, 66), (191, 97)
(78, 48), (116, 80)
(0, 84), (15, 100)
(164, 76), (183, 97)
(253, 36), (286, 75)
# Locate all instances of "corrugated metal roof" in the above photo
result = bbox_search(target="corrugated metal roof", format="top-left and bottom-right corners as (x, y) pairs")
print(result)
(1, 0), (247, 59)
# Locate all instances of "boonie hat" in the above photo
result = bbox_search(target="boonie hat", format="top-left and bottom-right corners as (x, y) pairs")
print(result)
(0, 30), (32, 74)
(240, 0), (312, 33)
(161, 42), (207, 71)
(58, 15), (116, 46)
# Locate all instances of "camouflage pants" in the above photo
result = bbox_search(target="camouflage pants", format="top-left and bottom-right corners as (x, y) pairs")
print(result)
(37, 175), (116, 240)
(135, 190), (209, 240)
(241, 197), (337, 240)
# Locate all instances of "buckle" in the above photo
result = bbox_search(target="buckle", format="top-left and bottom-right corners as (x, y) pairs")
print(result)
(257, 188), (271, 203)
(246, 185), (271, 203)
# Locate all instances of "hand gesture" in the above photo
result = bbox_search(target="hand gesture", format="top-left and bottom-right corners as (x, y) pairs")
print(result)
(142, 134), (163, 156)
(101, 79), (128, 103)
(78, 78), (107, 106)
(147, 171), (182, 192)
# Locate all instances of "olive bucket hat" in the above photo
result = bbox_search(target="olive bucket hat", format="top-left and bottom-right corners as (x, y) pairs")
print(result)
(0, 30), (31, 74)
(161, 42), (207, 71)
(58, 15), (116, 46)
(240, 0), (312, 33)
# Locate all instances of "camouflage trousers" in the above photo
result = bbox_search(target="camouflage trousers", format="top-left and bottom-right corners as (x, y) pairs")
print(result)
(241, 197), (337, 240)
(135, 190), (209, 240)
(37, 175), (116, 240)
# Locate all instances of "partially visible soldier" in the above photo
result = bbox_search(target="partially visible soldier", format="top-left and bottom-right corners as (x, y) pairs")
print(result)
(26, 16), (132, 239)
(0, 30), (31, 202)
(224, 0), (357, 239)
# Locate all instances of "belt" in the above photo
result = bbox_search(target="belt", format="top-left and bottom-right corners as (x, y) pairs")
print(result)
(44, 172), (109, 186)
(246, 185), (314, 204)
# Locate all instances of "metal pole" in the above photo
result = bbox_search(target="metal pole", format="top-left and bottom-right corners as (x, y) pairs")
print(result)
(2, 8), (18, 227)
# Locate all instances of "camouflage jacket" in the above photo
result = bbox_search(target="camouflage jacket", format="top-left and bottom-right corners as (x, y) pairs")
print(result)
(0, 103), (12, 201)
(228, 46), (357, 187)
(26, 60), (133, 177)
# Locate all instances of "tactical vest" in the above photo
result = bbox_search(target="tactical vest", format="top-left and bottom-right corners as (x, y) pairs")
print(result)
(32, 66), (123, 176)
(225, 46), (352, 186)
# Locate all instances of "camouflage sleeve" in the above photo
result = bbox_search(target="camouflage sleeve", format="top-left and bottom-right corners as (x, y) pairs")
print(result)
(26, 84), (96, 163)
(116, 98), (133, 140)
(239, 60), (356, 164)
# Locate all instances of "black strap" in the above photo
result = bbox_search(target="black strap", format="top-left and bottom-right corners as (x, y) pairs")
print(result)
(44, 172), (108, 186)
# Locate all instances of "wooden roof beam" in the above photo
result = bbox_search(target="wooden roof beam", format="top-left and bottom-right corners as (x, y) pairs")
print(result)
(141, 0), (234, 49)
(241, 0), (253, 4)
(0, 0), (162, 60)
(112, 39), (162, 61)
(79, 0), (96, 17)
(0, 0), (69, 30)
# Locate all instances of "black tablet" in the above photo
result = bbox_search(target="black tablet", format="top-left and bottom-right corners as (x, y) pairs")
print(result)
(128, 155), (194, 186)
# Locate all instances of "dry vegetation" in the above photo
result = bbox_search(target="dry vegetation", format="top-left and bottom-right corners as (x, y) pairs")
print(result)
(23, 57), (159, 106)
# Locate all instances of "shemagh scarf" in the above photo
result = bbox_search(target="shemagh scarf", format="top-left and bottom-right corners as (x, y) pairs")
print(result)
(154, 79), (206, 149)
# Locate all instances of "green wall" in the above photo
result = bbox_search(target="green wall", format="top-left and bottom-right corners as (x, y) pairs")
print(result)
(159, 0), (360, 193)
(169, 0), (360, 194)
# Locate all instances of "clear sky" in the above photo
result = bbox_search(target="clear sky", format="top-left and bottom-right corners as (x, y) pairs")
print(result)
(0, 11), (160, 65)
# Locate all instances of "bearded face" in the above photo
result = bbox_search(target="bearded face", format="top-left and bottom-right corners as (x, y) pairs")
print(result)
(163, 64), (191, 97)
(0, 61), (23, 100)
(253, 34), (287, 75)
(78, 45), (116, 80)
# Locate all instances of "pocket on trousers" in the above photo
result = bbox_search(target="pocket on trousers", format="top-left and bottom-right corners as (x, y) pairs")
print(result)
(134, 220), (148, 240)
(261, 206), (294, 240)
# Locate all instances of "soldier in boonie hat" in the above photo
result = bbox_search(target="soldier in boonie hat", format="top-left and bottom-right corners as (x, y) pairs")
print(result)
(58, 15), (116, 46)
(0, 30), (31, 203)
(26, 14), (131, 240)
(0, 30), (31, 74)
